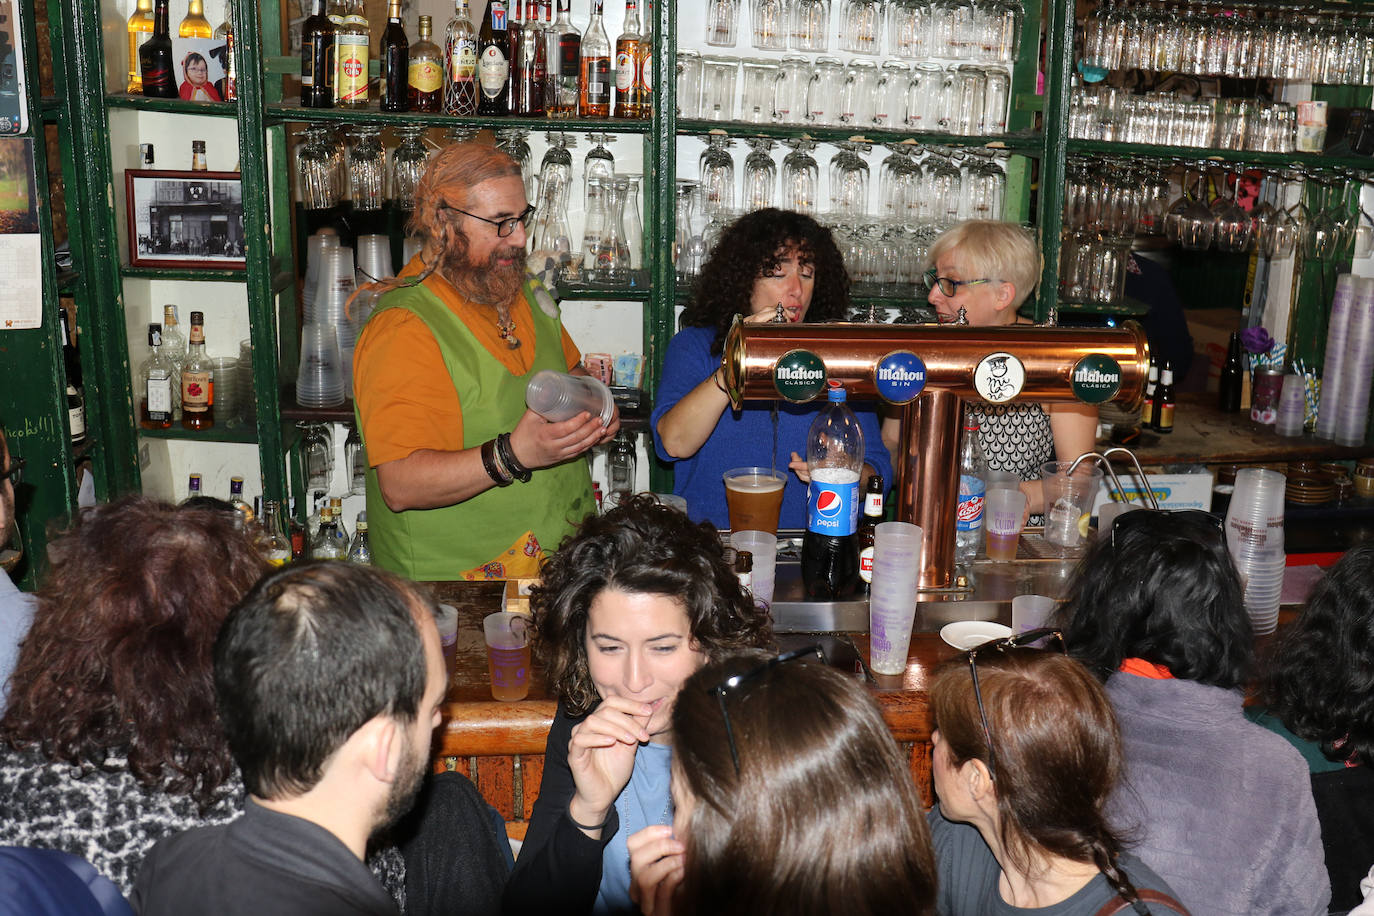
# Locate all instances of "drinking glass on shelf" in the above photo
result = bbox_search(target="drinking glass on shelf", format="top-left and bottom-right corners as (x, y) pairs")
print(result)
(742, 139), (778, 211)
(1211, 167), (1255, 254)
(878, 144), (918, 217)
(790, 0), (830, 51)
(838, 0), (883, 54)
(780, 139), (819, 213)
(752, 0), (789, 49)
(701, 55), (741, 121)
(583, 133), (616, 212)
(982, 0), (1022, 63)
(905, 62), (944, 132)
(539, 132), (575, 211)
(829, 142), (871, 219)
(839, 60), (879, 126)
(805, 56), (844, 125)
(740, 58), (780, 124)
(388, 126), (429, 209)
(1137, 166), (1171, 236)
(495, 128), (535, 202)
(699, 134), (737, 215)
(706, 0), (740, 46)
(674, 180), (702, 277)
(621, 175), (644, 271)
(888, 0), (930, 59)
(296, 125), (344, 210)
(347, 125), (385, 211)
(981, 66), (1010, 134)
(873, 61), (910, 130)
(951, 65), (986, 136)
(300, 422), (334, 492)
(926, 153), (963, 224)
(931, 0), (975, 59)
(774, 55), (811, 124)
(676, 50), (703, 119)
(965, 155), (1005, 221)
(1177, 169), (1216, 251)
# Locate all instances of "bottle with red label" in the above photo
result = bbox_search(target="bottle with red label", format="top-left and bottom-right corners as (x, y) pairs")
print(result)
(856, 473), (884, 593)
(802, 381), (864, 599)
(955, 413), (987, 563)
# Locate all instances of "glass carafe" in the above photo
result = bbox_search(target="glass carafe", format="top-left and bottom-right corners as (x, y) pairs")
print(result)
(584, 132), (616, 212)
(595, 179), (631, 284)
(674, 180), (701, 278)
(533, 172), (574, 267)
(582, 177), (608, 280)
(621, 175), (643, 272)
(388, 126), (430, 209)
(781, 140), (819, 214)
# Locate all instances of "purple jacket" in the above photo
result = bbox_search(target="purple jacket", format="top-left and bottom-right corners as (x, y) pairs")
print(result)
(1106, 673), (1330, 916)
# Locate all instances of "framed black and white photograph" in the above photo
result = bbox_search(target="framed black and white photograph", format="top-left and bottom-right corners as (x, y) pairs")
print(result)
(125, 169), (245, 269)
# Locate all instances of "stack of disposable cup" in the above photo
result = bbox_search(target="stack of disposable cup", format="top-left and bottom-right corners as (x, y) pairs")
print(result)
(1314, 273), (1355, 440)
(355, 233), (395, 285)
(868, 522), (923, 676)
(525, 370), (615, 425)
(1224, 468), (1286, 635)
(731, 530), (778, 609)
(1334, 277), (1374, 446)
(309, 246), (358, 398)
(303, 232), (340, 320)
(1274, 373), (1307, 437)
(295, 322), (345, 408)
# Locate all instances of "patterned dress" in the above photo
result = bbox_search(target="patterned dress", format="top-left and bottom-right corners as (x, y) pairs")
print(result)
(975, 402), (1055, 481)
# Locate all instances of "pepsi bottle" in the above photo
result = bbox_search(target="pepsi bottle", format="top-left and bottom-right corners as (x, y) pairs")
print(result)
(802, 382), (865, 599)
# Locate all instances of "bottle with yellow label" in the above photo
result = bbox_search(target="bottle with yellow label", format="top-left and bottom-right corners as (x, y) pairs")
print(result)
(335, 0), (371, 108)
(410, 15), (443, 111)
(445, 0), (479, 115)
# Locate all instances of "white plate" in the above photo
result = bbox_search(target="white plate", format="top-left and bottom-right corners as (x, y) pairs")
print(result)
(940, 621), (1014, 651)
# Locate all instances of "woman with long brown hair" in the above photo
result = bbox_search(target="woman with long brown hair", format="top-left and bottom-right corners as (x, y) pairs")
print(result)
(929, 640), (1188, 915)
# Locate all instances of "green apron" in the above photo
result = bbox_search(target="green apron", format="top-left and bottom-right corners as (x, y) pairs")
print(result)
(358, 278), (595, 580)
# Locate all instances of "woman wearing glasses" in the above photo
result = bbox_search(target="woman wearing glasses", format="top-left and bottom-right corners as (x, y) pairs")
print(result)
(504, 496), (772, 915)
(627, 649), (938, 916)
(1250, 542), (1374, 912)
(651, 208), (891, 529)
(885, 220), (1096, 516)
(928, 640), (1188, 914)
(1059, 510), (1329, 916)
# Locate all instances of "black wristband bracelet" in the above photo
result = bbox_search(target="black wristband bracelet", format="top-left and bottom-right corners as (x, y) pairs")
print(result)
(481, 438), (512, 487)
(497, 432), (533, 483)
(567, 806), (609, 832)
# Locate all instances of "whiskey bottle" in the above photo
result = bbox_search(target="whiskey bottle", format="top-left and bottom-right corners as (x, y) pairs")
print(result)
(444, 0), (479, 116)
(335, 0), (371, 108)
(179, 0), (213, 38)
(636, 0), (652, 118)
(549, 0), (579, 117)
(612, 0), (640, 118)
(301, 0), (336, 108)
(477, 0), (511, 116)
(409, 15), (443, 112)
(379, 0), (409, 112)
(180, 310), (215, 430)
(213, 0), (237, 100)
(139, 0), (178, 98)
(126, 0), (155, 94)
(139, 323), (174, 430)
(579, 0), (610, 118)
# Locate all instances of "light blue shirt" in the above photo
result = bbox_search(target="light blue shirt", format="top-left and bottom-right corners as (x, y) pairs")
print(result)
(0, 571), (37, 711)
(593, 742), (674, 916)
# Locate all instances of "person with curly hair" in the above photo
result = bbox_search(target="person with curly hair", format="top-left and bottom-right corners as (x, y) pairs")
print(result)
(503, 495), (772, 915)
(1250, 542), (1374, 911)
(0, 496), (267, 892)
(650, 208), (891, 530)
(627, 649), (937, 916)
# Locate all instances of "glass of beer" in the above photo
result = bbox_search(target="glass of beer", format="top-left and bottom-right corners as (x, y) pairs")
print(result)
(483, 612), (531, 702)
(723, 466), (787, 534)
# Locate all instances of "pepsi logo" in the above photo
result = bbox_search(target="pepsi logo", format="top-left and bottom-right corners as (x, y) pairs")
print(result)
(815, 489), (845, 519)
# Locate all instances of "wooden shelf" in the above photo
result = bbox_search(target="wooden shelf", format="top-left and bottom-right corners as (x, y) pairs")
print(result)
(105, 93), (238, 117)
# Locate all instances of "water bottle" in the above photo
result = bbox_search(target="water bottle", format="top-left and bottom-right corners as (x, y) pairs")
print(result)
(801, 382), (865, 599)
(956, 416), (988, 563)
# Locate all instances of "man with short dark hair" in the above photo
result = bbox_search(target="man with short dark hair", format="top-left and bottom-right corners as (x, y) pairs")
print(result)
(131, 562), (448, 916)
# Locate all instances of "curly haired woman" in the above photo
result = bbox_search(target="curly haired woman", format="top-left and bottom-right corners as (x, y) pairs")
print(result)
(649, 208), (891, 530)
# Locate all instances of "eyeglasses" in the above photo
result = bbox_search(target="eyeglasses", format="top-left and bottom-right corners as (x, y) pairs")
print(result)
(0, 456), (23, 486)
(443, 203), (537, 238)
(711, 644), (825, 775)
(966, 627), (1066, 782)
(923, 267), (992, 298)
(1109, 508), (1224, 551)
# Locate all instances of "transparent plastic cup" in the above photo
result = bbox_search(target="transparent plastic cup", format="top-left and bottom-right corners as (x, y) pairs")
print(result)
(355, 233), (394, 284)
(723, 467), (787, 534)
(1040, 461), (1105, 547)
(525, 370), (614, 425)
(1096, 501), (1140, 540)
(983, 487), (1027, 561)
(295, 322), (345, 408)
(483, 611), (531, 702)
(1011, 594), (1056, 634)
(869, 521), (923, 676)
(731, 530), (778, 608)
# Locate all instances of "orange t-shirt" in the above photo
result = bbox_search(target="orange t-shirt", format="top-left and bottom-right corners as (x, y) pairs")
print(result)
(353, 257), (582, 467)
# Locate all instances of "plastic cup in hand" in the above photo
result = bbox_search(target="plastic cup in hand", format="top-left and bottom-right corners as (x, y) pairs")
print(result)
(1040, 461), (1105, 548)
(983, 487), (1027, 561)
(868, 521), (923, 676)
(525, 370), (614, 425)
(483, 611), (531, 702)
(723, 467), (787, 535)
(1011, 594), (1055, 634)
(731, 530), (778, 608)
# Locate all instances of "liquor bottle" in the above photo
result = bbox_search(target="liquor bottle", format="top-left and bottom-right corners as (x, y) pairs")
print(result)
(409, 15), (443, 112)
(229, 476), (255, 526)
(180, 310), (214, 430)
(1218, 331), (1243, 413)
(305, 490), (327, 540)
(139, 0), (178, 98)
(161, 304), (186, 418)
(520, 0), (546, 114)
(327, 0), (347, 90)
(347, 513), (373, 564)
(540, 0), (558, 112)
(379, 0), (409, 112)
(635, 0), (652, 119)
(444, 0), (479, 116)
(508, 0), (527, 113)
(1154, 362), (1176, 434)
(259, 500), (292, 566)
(59, 308), (86, 445)
(66, 383), (87, 447)
(329, 496), (350, 545)
(179, 0), (213, 37)
(735, 549), (753, 592)
(301, 0), (336, 108)
(335, 0), (371, 108)
(856, 473), (884, 591)
(1141, 361), (1158, 431)
(187, 473), (203, 501)
(213, 0), (237, 100)
(549, 0), (580, 117)
(126, 0), (155, 94)
(191, 139), (207, 170)
(311, 507), (344, 559)
(477, 0), (511, 116)
(579, 0), (611, 118)
(139, 323), (174, 430)
(612, 0), (641, 118)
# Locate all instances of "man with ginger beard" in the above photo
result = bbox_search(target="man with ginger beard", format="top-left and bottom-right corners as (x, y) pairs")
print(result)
(353, 143), (617, 581)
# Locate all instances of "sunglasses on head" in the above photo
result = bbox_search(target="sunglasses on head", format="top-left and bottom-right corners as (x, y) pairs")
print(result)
(710, 644), (825, 776)
(965, 628), (1066, 782)
(1109, 508), (1223, 551)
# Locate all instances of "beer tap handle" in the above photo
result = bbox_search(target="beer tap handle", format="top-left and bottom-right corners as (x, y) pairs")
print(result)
(955, 306), (968, 325)
(774, 302), (786, 323)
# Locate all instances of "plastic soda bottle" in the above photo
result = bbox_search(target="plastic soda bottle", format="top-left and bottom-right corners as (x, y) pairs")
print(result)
(801, 381), (865, 599)
(956, 415), (988, 562)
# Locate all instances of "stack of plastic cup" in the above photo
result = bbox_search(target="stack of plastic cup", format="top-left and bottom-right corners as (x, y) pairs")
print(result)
(731, 530), (778, 609)
(1224, 468), (1286, 635)
(1334, 277), (1374, 447)
(308, 246), (358, 398)
(1274, 373), (1307, 437)
(295, 322), (345, 408)
(868, 521), (923, 676)
(525, 370), (615, 425)
(1314, 274), (1355, 441)
(355, 233), (395, 286)
(303, 232), (340, 320)
(237, 339), (256, 425)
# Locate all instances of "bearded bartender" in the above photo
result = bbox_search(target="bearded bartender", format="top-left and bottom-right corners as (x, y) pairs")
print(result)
(353, 143), (618, 580)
